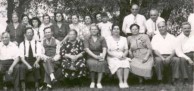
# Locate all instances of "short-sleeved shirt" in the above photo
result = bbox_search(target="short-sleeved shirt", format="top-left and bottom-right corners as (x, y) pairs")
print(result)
(0, 42), (19, 60)
(84, 36), (107, 57)
(151, 33), (176, 55)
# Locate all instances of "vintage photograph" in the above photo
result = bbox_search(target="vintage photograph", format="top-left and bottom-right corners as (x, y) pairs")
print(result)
(0, 0), (194, 91)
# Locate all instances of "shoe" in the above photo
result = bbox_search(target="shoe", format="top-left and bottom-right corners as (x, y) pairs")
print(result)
(119, 83), (124, 88)
(123, 83), (129, 88)
(90, 82), (95, 88)
(96, 83), (102, 89)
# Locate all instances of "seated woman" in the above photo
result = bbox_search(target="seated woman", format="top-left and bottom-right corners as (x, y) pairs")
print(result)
(127, 24), (153, 85)
(60, 29), (87, 79)
(84, 25), (107, 89)
(106, 23), (130, 88)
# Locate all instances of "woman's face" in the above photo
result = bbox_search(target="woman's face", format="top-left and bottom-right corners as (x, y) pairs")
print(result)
(56, 13), (63, 22)
(131, 26), (139, 35)
(68, 31), (77, 41)
(90, 26), (99, 36)
(112, 25), (120, 36)
(85, 16), (91, 24)
(43, 16), (50, 24)
(12, 14), (19, 23)
(32, 20), (39, 28)
(22, 16), (29, 24)
(72, 15), (79, 24)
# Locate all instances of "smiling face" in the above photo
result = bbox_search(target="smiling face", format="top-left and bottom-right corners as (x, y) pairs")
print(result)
(25, 28), (34, 41)
(112, 25), (120, 36)
(43, 15), (50, 25)
(2, 33), (10, 45)
(182, 24), (191, 37)
(131, 25), (139, 35)
(44, 28), (53, 39)
(150, 10), (159, 22)
(32, 19), (39, 28)
(96, 14), (102, 22)
(56, 13), (63, 22)
(22, 16), (29, 24)
(68, 30), (77, 41)
(158, 22), (167, 35)
(90, 25), (99, 36)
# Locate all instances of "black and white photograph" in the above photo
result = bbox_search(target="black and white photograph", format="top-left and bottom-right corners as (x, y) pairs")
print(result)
(0, 0), (194, 91)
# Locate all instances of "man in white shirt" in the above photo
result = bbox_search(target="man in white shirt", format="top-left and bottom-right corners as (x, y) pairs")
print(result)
(0, 32), (20, 91)
(97, 13), (113, 38)
(175, 22), (194, 84)
(188, 13), (194, 36)
(146, 9), (165, 38)
(19, 27), (44, 91)
(122, 4), (146, 36)
(151, 21), (180, 85)
(41, 27), (61, 90)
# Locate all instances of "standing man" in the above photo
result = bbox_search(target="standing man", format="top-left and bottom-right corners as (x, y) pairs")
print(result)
(19, 27), (43, 91)
(0, 32), (20, 91)
(151, 22), (180, 86)
(146, 9), (165, 38)
(122, 4), (146, 36)
(176, 22), (194, 85)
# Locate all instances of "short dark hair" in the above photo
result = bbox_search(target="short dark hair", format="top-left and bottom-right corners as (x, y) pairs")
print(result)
(21, 14), (29, 21)
(29, 17), (41, 27)
(54, 12), (64, 22)
(130, 24), (140, 30)
(43, 27), (53, 33)
(24, 27), (34, 34)
(43, 14), (51, 21)
(85, 15), (93, 23)
(111, 22), (120, 31)
(101, 12), (108, 17)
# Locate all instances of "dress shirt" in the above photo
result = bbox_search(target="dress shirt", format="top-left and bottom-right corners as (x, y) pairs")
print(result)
(188, 13), (194, 36)
(146, 17), (165, 35)
(151, 33), (176, 54)
(32, 27), (44, 42)
(122, 14), (146, 34)
(0, 42), (19, 60)
(19, 39), (43, 58)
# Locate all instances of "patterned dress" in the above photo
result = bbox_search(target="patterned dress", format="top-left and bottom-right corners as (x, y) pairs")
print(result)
(60, 39), (86, 79)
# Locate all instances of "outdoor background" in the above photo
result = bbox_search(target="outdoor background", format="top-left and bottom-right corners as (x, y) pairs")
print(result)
(0, 0), (194, 91)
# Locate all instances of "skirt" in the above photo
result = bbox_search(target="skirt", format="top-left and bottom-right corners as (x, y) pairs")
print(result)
(87, 57), (108, 73)
(107, 57), (131, 74)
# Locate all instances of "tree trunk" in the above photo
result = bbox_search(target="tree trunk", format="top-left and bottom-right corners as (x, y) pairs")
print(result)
(7, 0), (14, 23)
(160, 8), (173, 22)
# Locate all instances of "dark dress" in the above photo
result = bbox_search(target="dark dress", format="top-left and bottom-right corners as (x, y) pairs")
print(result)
(52, 22), (70, 41)
(60, 39), (86, 79)
(84, 36), (108, 72)
(6, 23), (25, 44)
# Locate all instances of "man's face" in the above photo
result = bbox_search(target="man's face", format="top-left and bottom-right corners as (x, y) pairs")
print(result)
(43, 16), (50, 25)
(25, 29), (34, 41)
(158, 22), (167, 35)
(44, 28), (53, 39)
(131, 5), (139, 15)
(182, 24), (191, 37)
(2, 33), (10, 45)
(150, 10), (159, 22)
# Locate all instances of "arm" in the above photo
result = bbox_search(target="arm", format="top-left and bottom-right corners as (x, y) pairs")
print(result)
(143, 35), (152, 60)
(122, 17), (127, 34)
(53, 40), (61, 61)
(85, 48), (98, 59)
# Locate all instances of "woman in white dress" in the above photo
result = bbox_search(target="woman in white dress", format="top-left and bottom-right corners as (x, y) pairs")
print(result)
(106, 23), (130, 88)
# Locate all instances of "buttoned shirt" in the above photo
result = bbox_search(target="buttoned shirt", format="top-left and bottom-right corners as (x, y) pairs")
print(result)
(97, 22), (112, 38)
(175, 33), (192, 59)
(122, 14), (146, 34)
(19, 39), (43, 58)
(151, 33), (176, 54)
(146, 17), (165, 35)
(0, 42), (19, 60)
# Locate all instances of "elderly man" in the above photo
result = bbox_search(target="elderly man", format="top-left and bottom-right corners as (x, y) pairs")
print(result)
(0, 32), (20, 91)
(122, 4), (146, 36)
(19, 27), (43, 91)
(151, 21), (180, 85)
(146, 9), (165, 38)
(41, 27), (61, 90)
(176, 22), (194, 85)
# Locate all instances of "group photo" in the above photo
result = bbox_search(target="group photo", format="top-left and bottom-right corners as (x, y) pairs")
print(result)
(0, 0), (194, 91)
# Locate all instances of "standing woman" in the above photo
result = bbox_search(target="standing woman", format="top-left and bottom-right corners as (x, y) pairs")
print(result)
(6, 13), (26, 45)
(21, 14), (31, 27)
(106, 23), (130, 88)
(84, 25), (107, 88)
(52, 12), (70, 41)
(80, 15), (93, 40)
(29, 17), (44, 42)
(127, 24), (153, 85)
(69, 14), (84, 40)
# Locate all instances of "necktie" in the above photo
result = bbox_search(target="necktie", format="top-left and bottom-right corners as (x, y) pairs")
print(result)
(28, 41), (33, 58)
(134, 15), (137, 24)
(154, 22), (157, 31)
